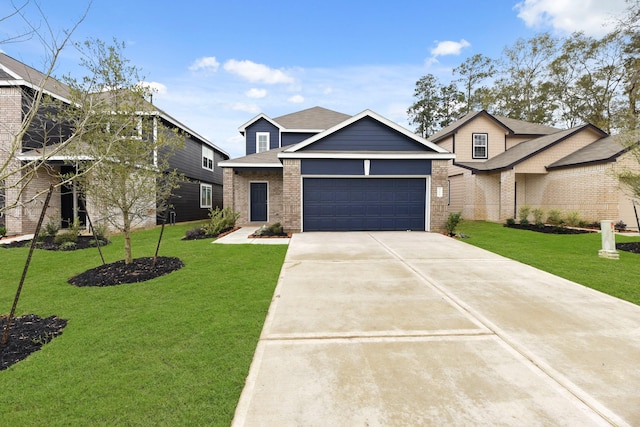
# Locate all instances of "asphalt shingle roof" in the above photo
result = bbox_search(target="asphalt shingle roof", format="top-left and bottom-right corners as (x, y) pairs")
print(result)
(547, 135), (627, 169)
(272, 106), (350, 130)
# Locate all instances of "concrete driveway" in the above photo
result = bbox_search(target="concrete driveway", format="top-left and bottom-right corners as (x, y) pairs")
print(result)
(232, 232), (640, 426)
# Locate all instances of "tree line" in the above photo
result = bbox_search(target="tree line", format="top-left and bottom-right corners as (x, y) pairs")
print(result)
(408, 2), (639, 137)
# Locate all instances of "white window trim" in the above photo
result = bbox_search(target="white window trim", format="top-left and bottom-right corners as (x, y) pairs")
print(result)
(256, 132), (270, 153)
(200, 183), (212, 208)
(472, 133), (488, 159)
(202, 145), (214, 171)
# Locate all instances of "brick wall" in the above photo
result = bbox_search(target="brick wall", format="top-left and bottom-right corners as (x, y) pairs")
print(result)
(282, 159), (301, 232)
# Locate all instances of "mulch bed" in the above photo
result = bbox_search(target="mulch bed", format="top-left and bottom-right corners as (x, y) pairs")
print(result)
(616, 242), (640, 254)
(0, 314), (67, 371)
(504, 224), (594, 234)
(68, 256), (184, 287)
(0, 235), (109, 250)
(181, 226), (239, 240)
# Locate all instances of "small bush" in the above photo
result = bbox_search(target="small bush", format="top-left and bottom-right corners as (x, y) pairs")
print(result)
(44, 217), (60, 237)
(0, 225), (6, 236)
(532, 208), (545, 226)
(615, 220), (627, 231)
(185, 227), (206, 240)
(546, 209), (563, 225)
(203, 207), (240, 237)
(89, 239), (107, 247)
(59, 241), (77, 251)
(445, 212), (463, 236)
(505, 218), (516, 226)
(254, 222), (285, 236)
(517, 206), (531, 225)
(565, 211), (581, 227)
(54, 230), (78, 245)
(92, 222), (109, 240)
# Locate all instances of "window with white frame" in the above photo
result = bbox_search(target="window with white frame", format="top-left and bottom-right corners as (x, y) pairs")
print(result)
(256, 132), (269, 153)
(200, 183), (212, 208)
(472, 133), (488, 159)
(202, 145), (214, 171)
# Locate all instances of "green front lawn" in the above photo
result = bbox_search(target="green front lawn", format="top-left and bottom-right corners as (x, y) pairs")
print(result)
(457, 221), (640, 305)
(0, 223), (287, 426)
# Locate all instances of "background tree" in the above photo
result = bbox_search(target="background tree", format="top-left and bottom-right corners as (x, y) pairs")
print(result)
(63, 39), (185, 264)
(493, 33), (558, 123)
(453, 53), (496, 114)
(407, 74), (442, 137)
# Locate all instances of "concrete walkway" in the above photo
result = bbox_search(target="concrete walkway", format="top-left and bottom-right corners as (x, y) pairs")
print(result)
(232, 231), (640, 426)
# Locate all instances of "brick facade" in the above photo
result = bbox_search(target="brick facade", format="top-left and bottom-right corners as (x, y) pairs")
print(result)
(282, 159), (301, 232)
(429, 160), (449, 232)
(225, 168), (284, 226)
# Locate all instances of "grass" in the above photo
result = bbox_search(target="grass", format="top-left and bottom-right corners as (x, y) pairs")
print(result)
(0, 222), (287, 426)
(457, 221), (640, 305)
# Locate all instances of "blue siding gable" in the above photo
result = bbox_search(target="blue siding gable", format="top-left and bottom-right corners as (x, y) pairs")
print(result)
(299, 116), (431, 152)
(245, 118), (280, 155)
(282, 132), (317, 147)
(301, 159), (364, 175)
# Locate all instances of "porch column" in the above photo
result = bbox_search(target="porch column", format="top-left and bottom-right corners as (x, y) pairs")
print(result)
(500, 169), (516, 221)
(282, 159), (301, 232)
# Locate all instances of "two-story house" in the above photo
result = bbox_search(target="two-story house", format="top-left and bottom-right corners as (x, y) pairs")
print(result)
(0, 52), (228, 236)
(219, 106), (455, 232)
(429, 110), (637, 228)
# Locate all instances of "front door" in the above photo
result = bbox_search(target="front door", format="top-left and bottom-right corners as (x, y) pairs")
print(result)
(250, 182), (268, 222)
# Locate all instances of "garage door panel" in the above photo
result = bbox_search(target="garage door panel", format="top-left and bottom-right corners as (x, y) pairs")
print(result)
(303, 178), (427, 231)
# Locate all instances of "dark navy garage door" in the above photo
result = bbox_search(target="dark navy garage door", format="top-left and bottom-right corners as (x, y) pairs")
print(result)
(303, 178), (426, 231)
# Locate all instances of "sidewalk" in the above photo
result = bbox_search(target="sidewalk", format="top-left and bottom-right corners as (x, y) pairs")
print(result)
(213, 227), (290, 245)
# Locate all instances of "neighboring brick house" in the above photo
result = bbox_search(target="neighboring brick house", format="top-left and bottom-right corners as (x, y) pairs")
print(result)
(219, 106), (455, 232)
(429, 110), (638, 229)
(0, 52), (228, 236)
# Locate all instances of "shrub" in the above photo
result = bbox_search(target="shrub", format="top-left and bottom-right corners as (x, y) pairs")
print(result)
(54, 231), (78, 245)
(255, 222), (285, 236)
(615, 220), (627, 231)
(44, 217), (60, 237)
(92, 222), (109, 240)
(517, 206), (531, 225)
(505, 217), (516, 226)
(546, 209), (563, 225)
(89, 239), (107, 247)
(0, 225), (6, 236)
(531, 208), (545, 227)
(59, 241), (77, 251)
(203, 207), (240, 237)
(184, 227), (206, 240)
(565, 211), (581, 227)
(445, 212), (463, 236)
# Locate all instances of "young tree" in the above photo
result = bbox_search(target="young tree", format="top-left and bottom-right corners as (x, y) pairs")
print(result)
(407, 74), (442, 137)
(63, 39), (185, 264)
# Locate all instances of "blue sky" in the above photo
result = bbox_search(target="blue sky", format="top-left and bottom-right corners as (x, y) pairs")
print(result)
(0, 0), (629, 158)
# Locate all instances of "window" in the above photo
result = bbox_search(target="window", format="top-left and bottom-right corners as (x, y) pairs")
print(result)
(200, 183), (212, 208)
(473, 133), (488, 159)
(202, 145), (214, 171)
(256, 132), (269, 153)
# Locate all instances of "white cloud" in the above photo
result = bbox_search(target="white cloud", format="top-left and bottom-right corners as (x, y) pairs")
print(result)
(246, 88), (267, 98)
(430, 39), (471, 57)
(141, 81), (167, 95)
(229, 102), (260, 114)
(223, 59), (295, 84)
(189, 56), (220, 73)
(514, 0), (628, 37)
(288, 94), (304, 103)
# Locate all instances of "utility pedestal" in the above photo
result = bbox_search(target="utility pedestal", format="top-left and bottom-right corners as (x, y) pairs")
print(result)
(599, 220), (619, 259)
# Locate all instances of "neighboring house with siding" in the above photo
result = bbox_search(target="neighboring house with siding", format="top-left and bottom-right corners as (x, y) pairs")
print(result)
(0, 52), (228, 236)
(219, 106), (455, 232)
(429, 110), (638, 229)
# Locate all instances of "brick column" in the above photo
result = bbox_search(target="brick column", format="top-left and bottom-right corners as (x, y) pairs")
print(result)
(222, 168), (235, 211)
(0, 87), (25, 235)
(282, 159), (301, 232)
(430, 160), (449, 232)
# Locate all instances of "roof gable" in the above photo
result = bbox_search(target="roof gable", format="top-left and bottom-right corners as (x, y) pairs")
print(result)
(428, 110), (559, 143)
(0, 52), (72, 102)
(547, 135), (627, 169)
(284, 110), (450, 155)
(273, 106), (350, 130)
(456, 123), (608, 172)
